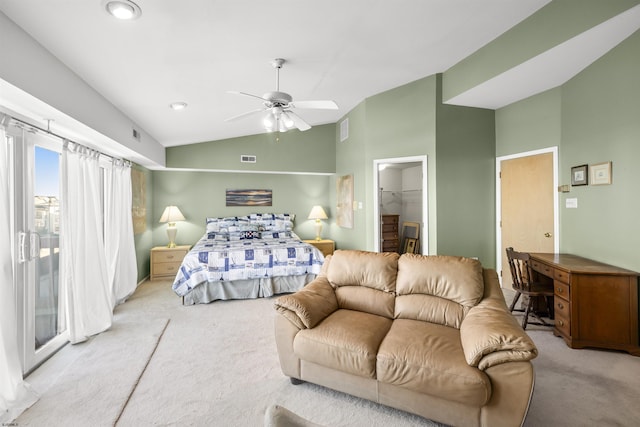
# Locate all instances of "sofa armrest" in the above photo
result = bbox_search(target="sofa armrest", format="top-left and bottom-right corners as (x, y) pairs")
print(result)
(460, 298), (538, 370)
(273, 277), (338, 329)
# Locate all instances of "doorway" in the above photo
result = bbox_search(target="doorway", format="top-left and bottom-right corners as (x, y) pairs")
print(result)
(496, 147), (558, 287)
(373, 156), (428, 254)
(5, 122), (68, 373)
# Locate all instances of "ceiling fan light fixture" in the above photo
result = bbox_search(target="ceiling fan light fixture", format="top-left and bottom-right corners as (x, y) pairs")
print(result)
(282, 112), (294, 129)
(263, 112), (276, 131)
(103, 0), (142, 20)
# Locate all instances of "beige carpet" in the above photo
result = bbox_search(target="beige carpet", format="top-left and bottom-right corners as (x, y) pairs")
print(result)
(18, 281), (640, 426)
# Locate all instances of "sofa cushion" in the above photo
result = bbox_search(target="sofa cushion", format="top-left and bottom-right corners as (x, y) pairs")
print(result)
(377, 319), (492, 406)
(395, 254), (484, 328)
(335, 286), (395, 319)
(294, 309), (393, 379)
(327, 250), (399, 293)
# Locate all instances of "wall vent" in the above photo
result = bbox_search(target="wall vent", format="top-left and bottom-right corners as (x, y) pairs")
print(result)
(340, 118), (349, 142)
(241, 154), (256, 163)
(132, 128), (141, 141)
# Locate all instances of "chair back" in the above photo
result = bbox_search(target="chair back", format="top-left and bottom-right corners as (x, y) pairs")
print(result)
(505, 247), (534, 292)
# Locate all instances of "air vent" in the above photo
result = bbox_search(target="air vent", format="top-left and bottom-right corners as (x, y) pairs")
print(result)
(241, 155), (256, 163)
(132, 128), (141, 141)
(340, 118), (349, 142)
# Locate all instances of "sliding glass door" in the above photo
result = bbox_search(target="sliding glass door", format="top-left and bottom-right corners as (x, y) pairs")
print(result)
(6, 123), (67, 373)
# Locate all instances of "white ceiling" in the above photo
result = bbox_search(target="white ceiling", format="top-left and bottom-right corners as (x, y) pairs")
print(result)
(4, 0), (640, 152)
(0, 0), (555, 147)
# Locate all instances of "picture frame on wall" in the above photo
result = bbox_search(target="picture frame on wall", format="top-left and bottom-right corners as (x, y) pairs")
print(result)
(336, 174), (354, 228)
(590, 161), (612, 185)
(571, 164), (588, 186)
(225, 189), (272, 206)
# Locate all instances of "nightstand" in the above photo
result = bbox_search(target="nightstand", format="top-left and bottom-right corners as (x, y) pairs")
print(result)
(304, 239), (335, 257)
(150, 245), (190, 280)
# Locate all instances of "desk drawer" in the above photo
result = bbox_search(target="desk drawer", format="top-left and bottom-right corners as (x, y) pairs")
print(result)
(554, 269), (570, 283)
(555, 312), (571, 337)
(531, 260), (554, 276)
(555, 296), (570, 319)
(554, 280), (570, 300)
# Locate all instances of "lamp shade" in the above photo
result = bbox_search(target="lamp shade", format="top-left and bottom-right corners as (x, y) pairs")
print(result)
(159, 205), (185, 223)
(307, 205), (328, 220)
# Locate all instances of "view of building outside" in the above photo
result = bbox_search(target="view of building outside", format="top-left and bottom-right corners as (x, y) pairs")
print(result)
(34, 146), (60, 349)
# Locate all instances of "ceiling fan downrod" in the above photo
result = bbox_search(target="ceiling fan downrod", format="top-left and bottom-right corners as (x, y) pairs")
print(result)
(272, 58), (285, 92)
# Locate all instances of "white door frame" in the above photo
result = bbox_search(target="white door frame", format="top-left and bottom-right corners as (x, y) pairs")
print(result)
(373, 155), (428, 254)
(495, 146), (559, 285)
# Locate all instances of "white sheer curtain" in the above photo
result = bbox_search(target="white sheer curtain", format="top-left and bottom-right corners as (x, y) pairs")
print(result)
(60, 142), (113, 344)
(0, 122), (38, 423)
(105, 160), (138, 306)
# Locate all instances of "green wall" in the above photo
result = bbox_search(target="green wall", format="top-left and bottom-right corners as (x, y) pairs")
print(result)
(152, 170), (331, 245)
(364, 77), (438, 254)
(152, 124), (335, 248)
(332, 77), (438, 253)
(495, 29), (640, 272)
(436, 75), (496, 265)
(495, 88), (562, 157)
(560, 29), (640, 271)
(132, 164), (154, 282)
(331, 102), (368, 249)
(331, 75), (497, 265)
(166, 124), (336, 173)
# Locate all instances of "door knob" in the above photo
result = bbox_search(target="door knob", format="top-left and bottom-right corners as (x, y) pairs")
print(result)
(544, 232), (552, 238)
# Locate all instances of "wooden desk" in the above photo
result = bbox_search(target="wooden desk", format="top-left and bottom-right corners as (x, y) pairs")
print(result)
(529, 253), (639, 356)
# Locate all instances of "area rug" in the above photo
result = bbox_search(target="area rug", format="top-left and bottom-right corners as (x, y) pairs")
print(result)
(18, 310), (170, 426)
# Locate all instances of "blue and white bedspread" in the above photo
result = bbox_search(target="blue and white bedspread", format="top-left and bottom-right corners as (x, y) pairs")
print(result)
(172, 232), (324, 297)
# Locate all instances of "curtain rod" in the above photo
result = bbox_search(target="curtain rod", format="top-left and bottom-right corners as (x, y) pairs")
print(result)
(1, 112), (131, 166)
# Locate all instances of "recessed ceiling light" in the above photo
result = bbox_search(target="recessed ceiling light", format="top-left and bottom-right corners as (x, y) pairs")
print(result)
(169, 102), (188, 111)
(102, 0), (142, 20)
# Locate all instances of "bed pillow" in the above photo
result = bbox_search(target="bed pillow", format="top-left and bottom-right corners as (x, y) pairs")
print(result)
(207, 231), (230, 241)
(206, 216), (250, 232)
(248, 213), (295, 232)
(260, 230), (293, 240)
(228, 230), (260, 241)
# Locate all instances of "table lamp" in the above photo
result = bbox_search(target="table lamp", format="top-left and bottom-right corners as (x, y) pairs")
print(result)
(159, 205), (185, 248)
(307, 205), (328, 241)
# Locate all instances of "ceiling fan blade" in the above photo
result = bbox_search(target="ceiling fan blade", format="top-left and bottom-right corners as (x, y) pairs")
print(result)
(284, 110), (311, 131)
(225, 108), (266, 122)
(227, 90), (267, 101)
(290, 100), (338, 110)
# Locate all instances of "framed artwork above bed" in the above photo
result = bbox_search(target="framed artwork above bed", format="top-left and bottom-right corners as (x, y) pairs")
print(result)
(226, 189), (272, 206)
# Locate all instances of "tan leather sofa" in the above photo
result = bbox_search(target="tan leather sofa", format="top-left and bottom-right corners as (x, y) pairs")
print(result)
(273, 250), (538, 427)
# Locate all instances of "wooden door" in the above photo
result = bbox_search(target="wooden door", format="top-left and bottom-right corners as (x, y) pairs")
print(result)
(500, 152), (555, 287)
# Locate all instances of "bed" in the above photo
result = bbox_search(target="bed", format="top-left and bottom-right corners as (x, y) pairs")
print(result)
(172, 213), (325, 305)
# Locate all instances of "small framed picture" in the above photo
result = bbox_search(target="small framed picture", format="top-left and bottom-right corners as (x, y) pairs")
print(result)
(571, 165), (588, 186)
(590, 161), (612, 185)
(403, 238), (418, 254)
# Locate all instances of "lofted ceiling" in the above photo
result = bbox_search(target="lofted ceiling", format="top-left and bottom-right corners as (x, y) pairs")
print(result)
(0, 0), (554, 147)
(3, 1), (640, 151)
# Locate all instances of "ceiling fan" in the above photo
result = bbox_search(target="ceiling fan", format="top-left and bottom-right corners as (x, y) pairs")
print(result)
(226, 58), (338, 133)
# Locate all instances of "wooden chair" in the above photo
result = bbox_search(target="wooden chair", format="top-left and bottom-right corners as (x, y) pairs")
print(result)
(506, 247), (555, 330)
